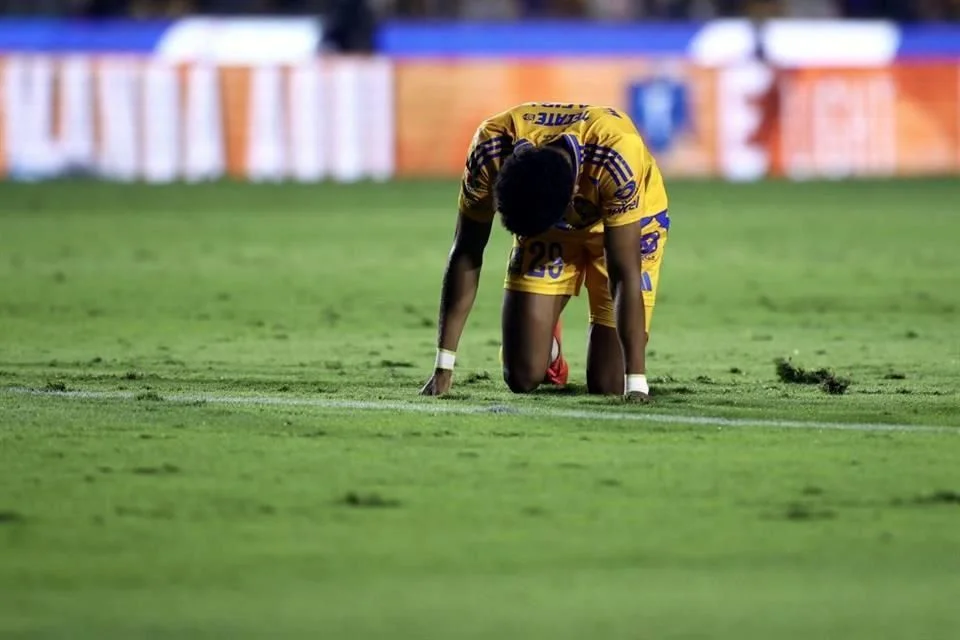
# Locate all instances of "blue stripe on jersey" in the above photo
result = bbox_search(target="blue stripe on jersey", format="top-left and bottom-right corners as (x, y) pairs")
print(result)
(477, 135), (512, 153)
(582, 145), (632, 184)
(583, 157), (625, 186)
(468, 142), (503, 167)
(583, 145), (631, 177)
(585, 144), (633, 185)
(641, 272), (653, 292)
(466, 136), (513, 174)
(582, 147), (629, 184)
(640, 210), (670, 231)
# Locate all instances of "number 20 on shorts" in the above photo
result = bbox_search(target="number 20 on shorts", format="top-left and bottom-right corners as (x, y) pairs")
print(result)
(526, 241), (564, 279)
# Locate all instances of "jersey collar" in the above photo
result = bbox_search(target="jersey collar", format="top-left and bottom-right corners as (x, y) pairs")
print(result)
(560, 133), (582, 181)
(513, 134), (582, 181)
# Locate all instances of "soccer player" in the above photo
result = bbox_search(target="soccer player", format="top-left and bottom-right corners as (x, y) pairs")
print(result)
(419, 103), (670, 402)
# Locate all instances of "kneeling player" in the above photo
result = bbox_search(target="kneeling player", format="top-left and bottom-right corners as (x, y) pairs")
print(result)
(419, 103), (670, 402)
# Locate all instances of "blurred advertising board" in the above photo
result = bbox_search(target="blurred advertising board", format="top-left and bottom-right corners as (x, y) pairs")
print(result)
(772, 64), (960, 179)
(0, 55), (393, 182)
(394, 59), (720, 179)
(387, 21), (960, 180)
(0, 18), (958, 182)
(0, 18), (394, 183)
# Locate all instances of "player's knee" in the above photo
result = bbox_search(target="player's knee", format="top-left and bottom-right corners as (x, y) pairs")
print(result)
(503, 366), (541, 394)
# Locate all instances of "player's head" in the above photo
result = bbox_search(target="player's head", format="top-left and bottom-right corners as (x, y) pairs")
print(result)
(494, 144), (575, 238)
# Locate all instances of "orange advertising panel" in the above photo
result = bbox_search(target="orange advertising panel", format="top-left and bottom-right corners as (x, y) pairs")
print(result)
(395, 59), (960, 180)
(776, 64), (960, 178)
(394, 59), (720, 178)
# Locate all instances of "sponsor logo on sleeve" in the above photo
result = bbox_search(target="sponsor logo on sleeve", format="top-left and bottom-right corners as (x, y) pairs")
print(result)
(607, 196), (640, 216)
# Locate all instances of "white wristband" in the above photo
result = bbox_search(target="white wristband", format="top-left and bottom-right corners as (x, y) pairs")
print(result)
(625, 374), (649, 395)
(435, 349), (457, 371)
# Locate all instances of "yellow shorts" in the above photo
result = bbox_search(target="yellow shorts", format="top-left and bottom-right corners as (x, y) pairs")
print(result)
(503, 211), (669, 331)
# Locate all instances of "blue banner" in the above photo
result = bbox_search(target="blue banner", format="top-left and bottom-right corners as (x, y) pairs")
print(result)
(0, 18), (958, 61)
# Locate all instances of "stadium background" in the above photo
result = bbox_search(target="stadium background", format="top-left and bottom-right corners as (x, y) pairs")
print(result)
(1, 0), (959, 184)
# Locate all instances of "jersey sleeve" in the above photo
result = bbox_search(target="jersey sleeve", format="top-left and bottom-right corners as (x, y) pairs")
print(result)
(457, 122), (512, 223)
(596, 135), (650, 228)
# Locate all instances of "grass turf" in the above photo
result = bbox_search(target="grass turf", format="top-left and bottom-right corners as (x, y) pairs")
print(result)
(1, 179), (959, 638)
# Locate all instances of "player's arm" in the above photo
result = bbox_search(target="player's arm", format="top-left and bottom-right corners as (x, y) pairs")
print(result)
(603, 221), (647, 382)
(421, 126), (501, 396)
(419, 214), (492, 397)
(437, 213), (492, 354)
(598, 135), (651, 401)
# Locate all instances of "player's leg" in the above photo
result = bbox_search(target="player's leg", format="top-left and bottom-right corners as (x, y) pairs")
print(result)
(497, 316), (568, 386)
(584, 215), (669, 395)
(501, 232), (583, 393)
(501, 290), (568, 393)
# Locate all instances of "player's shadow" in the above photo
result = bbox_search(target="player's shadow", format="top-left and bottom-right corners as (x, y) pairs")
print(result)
(532, 383), (588, 396)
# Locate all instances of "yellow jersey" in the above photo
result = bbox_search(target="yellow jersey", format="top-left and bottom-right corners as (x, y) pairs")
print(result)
(458, 103), (669, 234)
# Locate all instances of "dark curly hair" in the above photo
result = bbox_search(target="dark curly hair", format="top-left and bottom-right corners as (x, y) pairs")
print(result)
(494, 145), (575, 238)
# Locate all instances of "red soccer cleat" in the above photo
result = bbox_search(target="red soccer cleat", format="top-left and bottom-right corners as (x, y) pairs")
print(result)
(543, 320), (569, 386)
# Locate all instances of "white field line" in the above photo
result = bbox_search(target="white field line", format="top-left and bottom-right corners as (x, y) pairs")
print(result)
(5, 387), (958, 434)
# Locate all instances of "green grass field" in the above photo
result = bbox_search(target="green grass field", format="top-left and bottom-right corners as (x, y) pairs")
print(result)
(1, 179), (959, 639)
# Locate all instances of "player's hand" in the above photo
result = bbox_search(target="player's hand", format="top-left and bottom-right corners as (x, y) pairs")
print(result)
(623, 390), (651, 404)
(419, 369), (453, 396)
